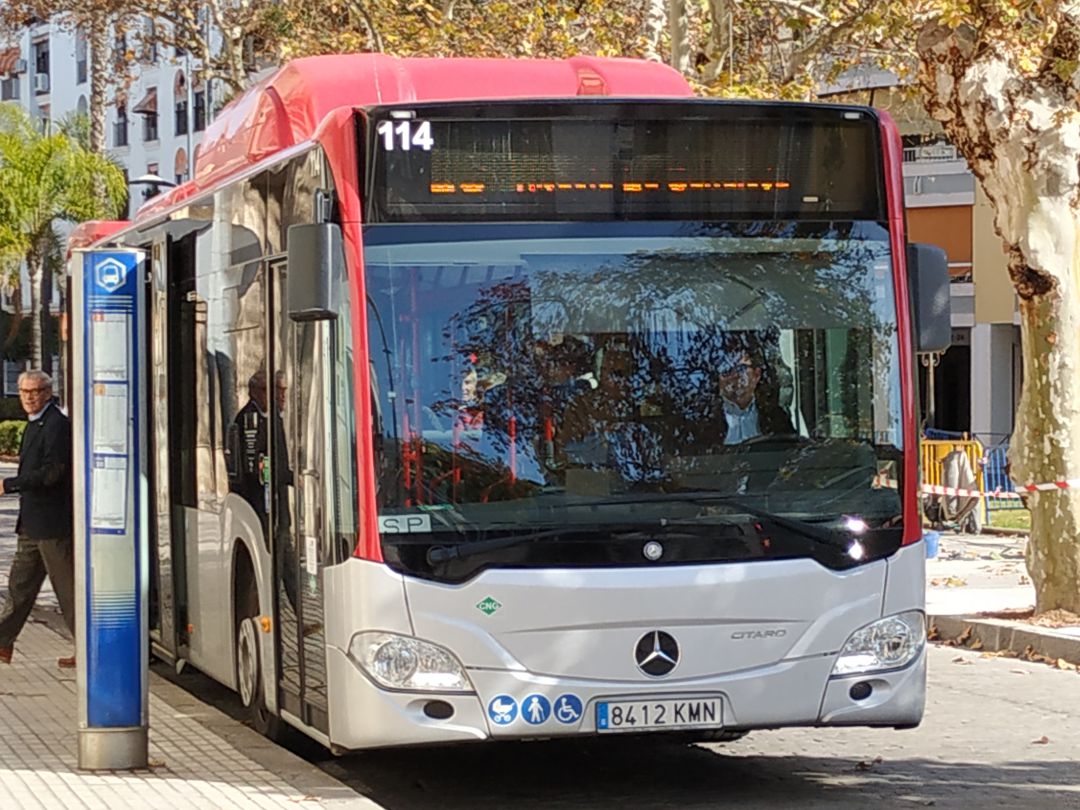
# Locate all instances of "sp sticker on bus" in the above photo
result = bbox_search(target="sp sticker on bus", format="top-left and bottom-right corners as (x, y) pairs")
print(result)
(378, 514), (433, 534)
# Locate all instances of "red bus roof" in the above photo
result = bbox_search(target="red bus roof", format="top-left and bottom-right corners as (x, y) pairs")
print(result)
(66, 220), (131, 256)
(139, 54), (692, 217)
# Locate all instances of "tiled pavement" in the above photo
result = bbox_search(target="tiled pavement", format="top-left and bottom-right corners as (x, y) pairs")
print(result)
(0, 463), (376, 810)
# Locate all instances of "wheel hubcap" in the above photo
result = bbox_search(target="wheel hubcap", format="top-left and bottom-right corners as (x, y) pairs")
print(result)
(238, 619), (258, 708)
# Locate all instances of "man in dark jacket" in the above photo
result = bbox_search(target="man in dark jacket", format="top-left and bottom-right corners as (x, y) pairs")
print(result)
(713, 337), (795, 444)
(231, 370), (272, 521)
(0, 370), (75, 667)
(230, 370), (300, 617)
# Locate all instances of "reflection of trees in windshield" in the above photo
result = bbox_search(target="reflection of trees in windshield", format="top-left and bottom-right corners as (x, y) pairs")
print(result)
(364, 229), (901, 516)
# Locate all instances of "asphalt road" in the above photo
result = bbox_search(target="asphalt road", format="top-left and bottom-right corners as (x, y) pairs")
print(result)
(286, 643), (1079, 810)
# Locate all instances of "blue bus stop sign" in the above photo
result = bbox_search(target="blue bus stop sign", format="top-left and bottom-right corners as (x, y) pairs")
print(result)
(72, 249), (148, 770)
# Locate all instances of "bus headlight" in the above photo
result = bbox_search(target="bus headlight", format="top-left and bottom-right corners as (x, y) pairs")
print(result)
(831, 611), (926, 676)
(348, 632), (473, 692)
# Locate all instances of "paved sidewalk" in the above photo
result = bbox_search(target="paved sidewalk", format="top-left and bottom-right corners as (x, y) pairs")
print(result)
(0, 619), (368, 809)
(925, 529), (1080, 663)
(925, 532), (1035, 616)
(0, 462), (374, 810)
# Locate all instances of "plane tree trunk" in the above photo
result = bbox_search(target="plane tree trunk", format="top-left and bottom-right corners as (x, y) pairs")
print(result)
(918, 21), (1080, 613)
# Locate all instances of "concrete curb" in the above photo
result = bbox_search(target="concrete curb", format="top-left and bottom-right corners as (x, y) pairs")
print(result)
(929, 614), (1080, 665)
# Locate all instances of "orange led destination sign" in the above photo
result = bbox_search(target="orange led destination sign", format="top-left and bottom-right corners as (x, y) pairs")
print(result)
(372, 108), (885, 222)
(429, 181), (793, 195)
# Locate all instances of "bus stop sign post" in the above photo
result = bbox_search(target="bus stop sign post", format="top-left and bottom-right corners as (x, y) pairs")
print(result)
(71, 249), (149, 770)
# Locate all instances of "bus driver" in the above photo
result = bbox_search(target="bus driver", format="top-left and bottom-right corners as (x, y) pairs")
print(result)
(715, 338), (794, 444)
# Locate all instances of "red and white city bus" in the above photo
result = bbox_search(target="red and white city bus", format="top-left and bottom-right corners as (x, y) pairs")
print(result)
(70, 53), (949, 751)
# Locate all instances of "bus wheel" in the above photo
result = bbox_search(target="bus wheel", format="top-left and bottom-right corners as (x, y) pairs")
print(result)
(236, 600), (283, 740)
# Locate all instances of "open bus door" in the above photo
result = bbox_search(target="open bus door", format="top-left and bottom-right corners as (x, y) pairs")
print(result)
(147, 231), (193, 665)
(268, 254), (331, 735)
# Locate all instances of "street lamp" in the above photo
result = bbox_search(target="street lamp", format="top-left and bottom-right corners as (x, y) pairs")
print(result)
(128, 172), (177, 202)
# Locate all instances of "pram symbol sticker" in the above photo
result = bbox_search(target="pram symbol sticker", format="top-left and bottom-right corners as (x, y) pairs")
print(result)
(487, 695), (517, 725)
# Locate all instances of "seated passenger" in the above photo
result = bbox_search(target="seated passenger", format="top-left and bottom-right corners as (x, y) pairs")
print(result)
(457, 366), (485, 431)
(557, 340), (668, 482)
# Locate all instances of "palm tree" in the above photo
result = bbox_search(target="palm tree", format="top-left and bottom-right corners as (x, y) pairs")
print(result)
(0, 103), (126, 369)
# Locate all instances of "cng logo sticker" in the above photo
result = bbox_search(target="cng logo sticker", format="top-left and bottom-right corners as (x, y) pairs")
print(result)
(94, 257), (128, 293)
(476, 596), (502, 616)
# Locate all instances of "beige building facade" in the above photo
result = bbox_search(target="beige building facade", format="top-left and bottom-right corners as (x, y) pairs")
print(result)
(824, 76), (1022, 449)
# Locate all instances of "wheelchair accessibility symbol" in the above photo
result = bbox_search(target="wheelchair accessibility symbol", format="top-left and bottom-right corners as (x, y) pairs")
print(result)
(553, 694), (583, 724)
(94, 257), (129, 294)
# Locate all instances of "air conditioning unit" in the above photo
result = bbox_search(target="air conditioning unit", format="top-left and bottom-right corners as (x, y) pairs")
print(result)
(32, 73), (49, 93)
(13, 59), (27, 74)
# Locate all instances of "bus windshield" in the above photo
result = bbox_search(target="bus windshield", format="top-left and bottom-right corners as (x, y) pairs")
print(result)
(365, 221), (904, 579)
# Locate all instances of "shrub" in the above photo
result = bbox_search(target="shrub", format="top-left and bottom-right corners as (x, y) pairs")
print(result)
(0, 420), (26, 456)
(0, 397), (26, 422)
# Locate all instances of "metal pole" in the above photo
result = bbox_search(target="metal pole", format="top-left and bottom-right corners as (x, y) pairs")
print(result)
(185, 52), (194, 180)
(921, 352), (940, 427)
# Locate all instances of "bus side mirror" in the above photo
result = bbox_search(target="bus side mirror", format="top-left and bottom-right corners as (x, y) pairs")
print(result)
(907, 243), (951, 354)
(286, 222), (343, 321)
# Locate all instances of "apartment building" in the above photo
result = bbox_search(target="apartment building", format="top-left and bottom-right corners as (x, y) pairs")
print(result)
(822, 70), (1022, 449)
(0, 16), (214, 394)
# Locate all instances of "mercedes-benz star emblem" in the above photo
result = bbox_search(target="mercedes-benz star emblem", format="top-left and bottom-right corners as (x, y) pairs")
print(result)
(643, 540), (664, 561)
(635, 630), (679, 677)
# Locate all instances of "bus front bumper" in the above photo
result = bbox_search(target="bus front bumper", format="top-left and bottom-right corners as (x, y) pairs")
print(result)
(323, 644), (926, 750)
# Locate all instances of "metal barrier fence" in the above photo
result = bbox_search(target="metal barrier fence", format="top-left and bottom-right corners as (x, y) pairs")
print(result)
(981, 444), (1026, 523)
(919, 433), (1027, 528)
(920, 437), (985, 494)
(920, 437), (986, 532)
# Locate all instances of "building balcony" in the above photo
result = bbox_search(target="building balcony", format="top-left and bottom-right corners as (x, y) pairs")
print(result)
(903, 143), (960, 163)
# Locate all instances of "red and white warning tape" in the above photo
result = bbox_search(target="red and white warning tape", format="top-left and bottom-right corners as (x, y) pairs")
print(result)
(920, 482), (1025, 501)
(873, 474), (1080, 500)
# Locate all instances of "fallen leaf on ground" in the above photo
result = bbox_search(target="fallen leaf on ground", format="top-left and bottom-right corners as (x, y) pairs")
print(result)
(978, 608), (1034, 620)
(929, 576), (968, 587)
(1030, 609), (1080, 628)
(1055, 659), (1077, 671)
(951, 656), (972, 665)
(1032, 736), (1050, 745)
(1021, 645), (1057, 666)
(970, 638), (984, 651)
(855, 756), (884, 770)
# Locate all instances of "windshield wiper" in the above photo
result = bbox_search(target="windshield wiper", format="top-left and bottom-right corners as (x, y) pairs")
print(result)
(424, 491), (862, 565)
(426, 527), (569, 564)
(574, 490), (863, 550)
